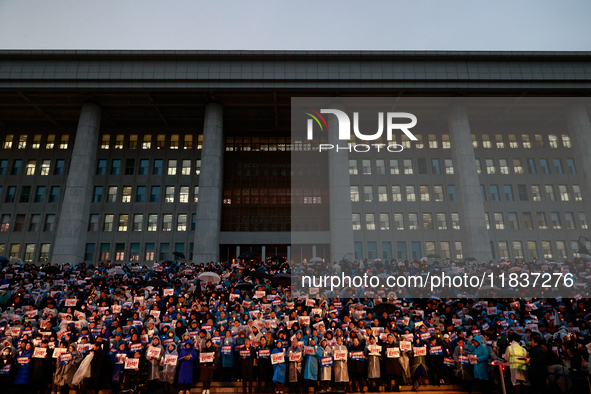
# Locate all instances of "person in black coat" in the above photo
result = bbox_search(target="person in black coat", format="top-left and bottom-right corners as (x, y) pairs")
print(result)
(529, 335), (548, 394)
(348, 337), (366, 393)
(0, 346), (15, 390)
(256, 337), (273, 394)
(383, 334), (403, 392)
(81, 342), (105, 394)
(241, 338), (256, 394)
(31, 340), (53, 394)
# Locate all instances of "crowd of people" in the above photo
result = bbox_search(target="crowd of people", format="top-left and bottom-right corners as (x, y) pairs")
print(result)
(0, 256), (589, 394)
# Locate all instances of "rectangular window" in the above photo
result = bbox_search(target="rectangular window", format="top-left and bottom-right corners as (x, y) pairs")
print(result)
(162, 214), (172, 231)
(415, 134), (424, 149)
(508, 134), (518, 148)
(490, 185), (500, 201)
(0, 160), (6, 175)
(498, 241), (509, 259)
(181, 159), (191, 175)
(433, 185), (444, 201)
(23, 244), (35, 262)
(512, 159), (523, 174)
(103, 214), (114, 231)
(448, 185), (456, 202)
(503, 185), (514, 201)
(143, 135), (152, 149)
(128, 243), (140, 261)
(545, 185), (555, 201)
(124, 159), (135, 175)
(377, 186), (387, 202)
(406, 185), (416, 202)
(12, 159), (21, 175)
(471, 134), (478, 148)
(20, 186), (31, 202)
(428, 134), (438, 148)
(379, 213), (390, 230)
(153, 159), (163, 175)
(512, 241), (523, 259)
(157, 134), (166, 149)
(401, 135), (411, 149)
(350, 186), (359, 202)
(376, 159), (385, 175)
(523, 212), (533, 229)
(579, 212), (588, 229)
(148, 214), (158, 231)
(454, 241), (463, 260)
(107, 186), (117, 202)
(44, 214), (55, 231)
(508, 212), (519, 229)
(180, 186), (189, 203)
(352, 213), (361, 231)
(191, 213), (196, 231)
(165, 186), (175, 203)
(485, 212), (490, 229)
(34, 186), (45, 203)
(437, 213), (447, 230)
(128, 134), (138, 149)
(562, 134), (572, 148)
(556, 241), (567, 259)
(193, 186), (199, 202)
(170, 134), (179, 149)
(517, 184), (528, 201)
(382, 242), (392, 260)
(362, 159), (372, 175)
(25, 160), (36, 176)
(18, 135), (27, 149)
(440, 241), (450, 259)
(567, 159), (576, 174)
(177, 214), (188, 231)
(531, 185), (541, 201)
(28, 214), (40, 231)
(494, 212), (504, 229)
(551, 212), (562, 229)
(349, 159), (358, 175)
(394, 213), (404, 230)
(482, 134), (491, 148)
(9, 244), (19, 258)
(115, 135), (124, 149)
(145, 243), (155, 260)
(150, 186), (160, 202)
(93, 186), (103, 203)
(88, 214), (99, 231)
(431, 159), (440, 174)
(122, 186), (132, 203)
(403, 159), (413, 174)
(537, 212), (548, 229)
(559, 185), (569, 201)
(420, 185), (430, 201)
(354, 242), (363, 260)
(573, 185), (582, 201)
(554, 158), (563, 174)
(363, 186), (373, 202)
(195, 160), (201, 175)
(535, 134), (544, 148)
(391, 186), (402, 202)
(540, 159), (550, 174)
(475, 159), (482, 174)
(549, 134), (558, 148)
(423, 213), (433, 230)
(565, 212), (576, 229)
(365, 213), (376, 230)
(99, 243), (110, 260)
(100, 135), (110, 149)
(542, 241), (553, 258)
(486, 159), (495, 174)
(527, 159), (536, 174)
(389, 159), (399, 175)
(184, 134), (193, 149)
(452, 213), (460, 230)
(135, 186), (146, 203)
(167, 159), (177, 175)
(444, 159), (454, 174)
(139, 159), (149, 175)
(5, 186), (15, 202)
(38, 243), (49, 261)
(96, 159), (106, 175)
(499, 159), (508, 174)
(39, 159), (51, 176)
(45, 135), (55, 149)
(133, 214), (143, 231)
(111, 159), (121, 175)
(0, 214), (10, 232)
(3, 135), (13, 149)
(411, 241), (421, 260)
(408, 213), (419, 230)
(397, 242), (407, 260)
(495, 134), (504, 148)
(417, 158), (427, 174)
(442, 134), (450, 149)
(118, 215), (128, 231)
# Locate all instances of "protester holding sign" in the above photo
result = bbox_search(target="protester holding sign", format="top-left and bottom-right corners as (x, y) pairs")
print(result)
(0, 345), (15, 389)
(470, 336), (490, 394)
(240, 338), (256, 394)
(146, 336), (164, 392)
(453, 338), (473, 392)
(123, 350), (148, 393)
(221, 330), (235, 382)
(160, 343), (178, 394)
(348, 336), (365, 393)
(178, 341), (198, 394)
(383, 333), (404, 392)
(31, 339), (53, 394)
(200, 339), (216, 394)
(287, 339), (303, 394)
(318, 338), (333, 391)
(426, 336), (444, 386)
(14, 341), (33, 386)
(256, 337), (273, 394)
(108, 342), (128, 394)
(302, 337), (321, 392)
(332, 335), (349, 392)
(271, 340), (286, 394)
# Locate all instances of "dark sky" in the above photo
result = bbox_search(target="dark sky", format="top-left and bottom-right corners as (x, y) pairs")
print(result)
(1, 0), (589, 50)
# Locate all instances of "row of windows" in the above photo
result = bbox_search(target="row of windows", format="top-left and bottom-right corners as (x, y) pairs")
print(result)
(351, 211), (588, 232)
(88, 213), (196, 232)
(83, 242), (192, 262)
(100, 134), (203, 150)
(471, 133), (571, 149)
(481, 184), (582, 202)
(93, 185), (199, 204)
(353, 238), (584, 262)
(0, 243), (51, 262)
(2, 134), (69, 150)
(348, 157), (577, 176)
(95, 159), (201, 176)
(484, 211), (588, 231)
(0, 214), (56, 232)
(0, 186), (60, 203)
(0, 159), (66, 176)
(351, 185), (456, 202)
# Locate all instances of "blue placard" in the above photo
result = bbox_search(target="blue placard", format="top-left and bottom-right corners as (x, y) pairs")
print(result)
(350, 351), (364, 361)
(429, 345), (443, 355)
(320, 357), (333, 367)
(221, 345), (233, 355)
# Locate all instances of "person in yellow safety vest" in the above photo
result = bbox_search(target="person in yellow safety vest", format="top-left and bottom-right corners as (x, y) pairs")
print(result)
(503, 333), (530, 394)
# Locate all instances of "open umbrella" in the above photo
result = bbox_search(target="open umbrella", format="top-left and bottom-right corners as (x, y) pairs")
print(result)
(108, 267), (125, 275)
(236, 282), (254, 291)
(0, 256), (9, 264)
(271, 273), (291, 286)
(373, 302), (398, 316)
(238, 251), (258, 260)
(309, 257), (323, 263)
(173, 251), (185, 259)
(464, 257), (477, 262)
(198, 272), (221, 283)
(508, 266), (522, 273)
(41, 265), (61, 274)
(146, 278), (168, 288)
(427, 254), (441, 259)
(248, 270), (271, 281)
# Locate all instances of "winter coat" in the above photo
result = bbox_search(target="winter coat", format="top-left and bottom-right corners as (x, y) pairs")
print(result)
(332, 344), (349, 383)
(160, 345), (178, 384)
(302, 345), (321, 380)
(221, 336), (234, 368)
(287, 346), (303, 382)
(199, 345), (216, 382)
(31, 347), (53, 383)
(145, 342), (164, 380)
(109, 349), (127, 383)
(383, 341), (403, 377)
(53, 349), (83, 387)
(365, 344), (381, 379)
(271, 347), (286, 384)
(472, 336), (489, 380)
(453, 344), (473, 380)
(177, 344), (197, 384)
(318, 345), (333, 381)
(14, 348), (33, 385)
(347, 343), (365, 374)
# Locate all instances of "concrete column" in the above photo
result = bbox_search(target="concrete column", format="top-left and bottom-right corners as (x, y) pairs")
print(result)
(566, 104), (591, 216)
(312, 245), (317, 258)
(448, 105), (491, 263)
(52, 103), (101, 265)
(287, 246), (291, 264)
(236, 246), (240, 262)
(261, 246), (266, 263)
(327, 103), (356, 263)
(194, 103), (224, 263)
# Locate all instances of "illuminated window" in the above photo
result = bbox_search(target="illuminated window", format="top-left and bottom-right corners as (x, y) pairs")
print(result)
(495, 134), (504, 148)
(118, 214), (128, 231)
(548, 134), (558, 148)
(18, 135), (27, 149)
(521, 134), (531, 148)
(508, 134), (518, 148)
(562, 134), (571, 148)
(143, 135), (152, 149)
(59, 135), (69, 149)
(32, 135), (41, 149)
(180, 186), (189, 203)
(170, 134), (179, 149)
(442, 134), (450, 148)
(46, 135), (55, 149)
(122, 186), (132, 203)
(428, 134), (438, 148)
(129, 134), (138, 149)
(167, 160), (177, 175)
(482, 134), (491, 148)
(114, 135), (124, 149)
